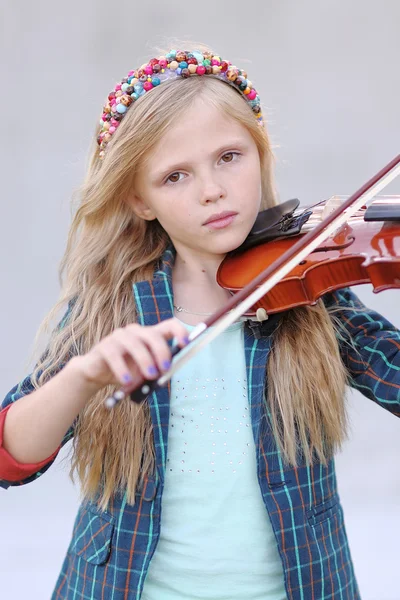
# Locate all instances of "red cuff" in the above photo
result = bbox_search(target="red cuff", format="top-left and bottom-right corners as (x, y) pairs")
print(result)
(0, 404), (60, 482)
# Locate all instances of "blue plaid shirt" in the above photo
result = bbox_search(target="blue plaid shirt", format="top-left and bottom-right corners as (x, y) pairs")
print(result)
(1, 248), (399, 599)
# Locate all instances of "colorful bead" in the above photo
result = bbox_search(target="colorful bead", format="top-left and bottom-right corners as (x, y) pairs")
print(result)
(226, 68), (239, 81)
(121, 94), (132, 106)
(175, 51), (186, 62)
(192, 51), (204, 64)
(97, 49), (264, 158)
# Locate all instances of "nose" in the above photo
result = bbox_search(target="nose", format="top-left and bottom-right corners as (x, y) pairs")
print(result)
(199, 175), (227, 205)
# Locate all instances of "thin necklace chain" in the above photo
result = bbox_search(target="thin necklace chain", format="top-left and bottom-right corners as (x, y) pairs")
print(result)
(173, 304), (216, 316)
(173, 304), (236, 317)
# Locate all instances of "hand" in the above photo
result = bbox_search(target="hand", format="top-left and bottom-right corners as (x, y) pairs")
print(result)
(74, 318), (189, 392)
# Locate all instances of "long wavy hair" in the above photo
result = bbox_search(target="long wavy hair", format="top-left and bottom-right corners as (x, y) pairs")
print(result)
(29, 45), (351, 510)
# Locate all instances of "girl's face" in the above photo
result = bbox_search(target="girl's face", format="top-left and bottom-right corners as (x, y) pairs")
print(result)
(131, 97), (262, 260)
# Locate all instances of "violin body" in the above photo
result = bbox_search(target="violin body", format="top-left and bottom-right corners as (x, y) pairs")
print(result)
(217, 197), (400, 316)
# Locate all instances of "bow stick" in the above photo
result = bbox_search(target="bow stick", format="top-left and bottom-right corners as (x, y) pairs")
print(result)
(106, 153), (400, 407)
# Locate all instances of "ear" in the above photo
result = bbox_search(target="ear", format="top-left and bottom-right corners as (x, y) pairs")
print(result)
(125, 191), (157, 221)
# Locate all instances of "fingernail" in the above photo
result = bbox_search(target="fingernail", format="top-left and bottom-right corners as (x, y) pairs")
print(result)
(147, 365), (158, 376)
(162, 360), (171, 370)
(182, 336), (190, 345)
(122, 373), (133, 383)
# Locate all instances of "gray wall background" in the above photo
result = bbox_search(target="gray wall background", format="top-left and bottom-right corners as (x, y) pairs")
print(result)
(1, 1), (399, 598)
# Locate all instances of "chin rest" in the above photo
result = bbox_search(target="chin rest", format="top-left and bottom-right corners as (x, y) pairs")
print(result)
(234, 198), (311, 253)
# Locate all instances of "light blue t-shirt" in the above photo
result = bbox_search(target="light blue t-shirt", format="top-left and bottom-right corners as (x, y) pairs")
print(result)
(142, 320), (286, 600)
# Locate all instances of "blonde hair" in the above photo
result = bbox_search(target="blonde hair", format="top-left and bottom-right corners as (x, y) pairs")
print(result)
(29, 45), (350, 510)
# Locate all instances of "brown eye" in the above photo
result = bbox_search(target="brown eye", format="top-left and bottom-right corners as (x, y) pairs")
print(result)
(222, 152), (234, 163)
(167, 172), (181, 183)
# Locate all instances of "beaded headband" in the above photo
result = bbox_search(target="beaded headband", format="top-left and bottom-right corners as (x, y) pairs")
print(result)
(97, 49), (263, 159)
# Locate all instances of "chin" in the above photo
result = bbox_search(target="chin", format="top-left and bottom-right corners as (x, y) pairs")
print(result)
(205, 231), (248, 255)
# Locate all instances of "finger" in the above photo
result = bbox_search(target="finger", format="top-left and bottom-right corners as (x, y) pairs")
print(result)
(97, 339), (144, 387)
(130, 329), (175, 374)
(112, 330), (161, 381)
(153, 318), (190, 346)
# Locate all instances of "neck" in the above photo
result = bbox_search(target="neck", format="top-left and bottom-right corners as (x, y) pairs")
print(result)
(172, 247), (223, 282)
(171, 248), (232, 324)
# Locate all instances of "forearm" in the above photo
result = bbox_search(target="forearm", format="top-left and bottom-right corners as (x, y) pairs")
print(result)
(2, 356), (100, 463)
(327, 287), (400, 414)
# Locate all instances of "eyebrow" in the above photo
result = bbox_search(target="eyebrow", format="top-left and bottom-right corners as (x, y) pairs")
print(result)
(152, 139), (247, 182)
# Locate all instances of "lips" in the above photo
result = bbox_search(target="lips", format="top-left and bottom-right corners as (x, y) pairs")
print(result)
(203, 211), (238, 225)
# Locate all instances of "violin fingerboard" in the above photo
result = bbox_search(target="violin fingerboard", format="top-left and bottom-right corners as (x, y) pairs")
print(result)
(365, 198), (400, 221)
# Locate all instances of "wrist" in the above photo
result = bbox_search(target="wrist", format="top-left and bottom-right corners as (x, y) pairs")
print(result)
(65, 356), (103, 397)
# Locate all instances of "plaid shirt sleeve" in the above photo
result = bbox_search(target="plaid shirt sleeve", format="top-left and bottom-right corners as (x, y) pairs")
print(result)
(324, 287), (400, 417)
(0, 301), (76, 490)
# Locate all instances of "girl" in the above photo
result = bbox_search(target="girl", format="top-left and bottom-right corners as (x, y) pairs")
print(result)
(0, 44), (399, 600)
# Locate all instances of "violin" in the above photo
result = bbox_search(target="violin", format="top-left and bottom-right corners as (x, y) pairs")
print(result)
(105, 153), (400, 408)
(217, 194), (400, 319)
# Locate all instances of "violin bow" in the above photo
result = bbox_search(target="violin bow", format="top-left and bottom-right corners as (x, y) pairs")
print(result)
(106, 153), (400, 407)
